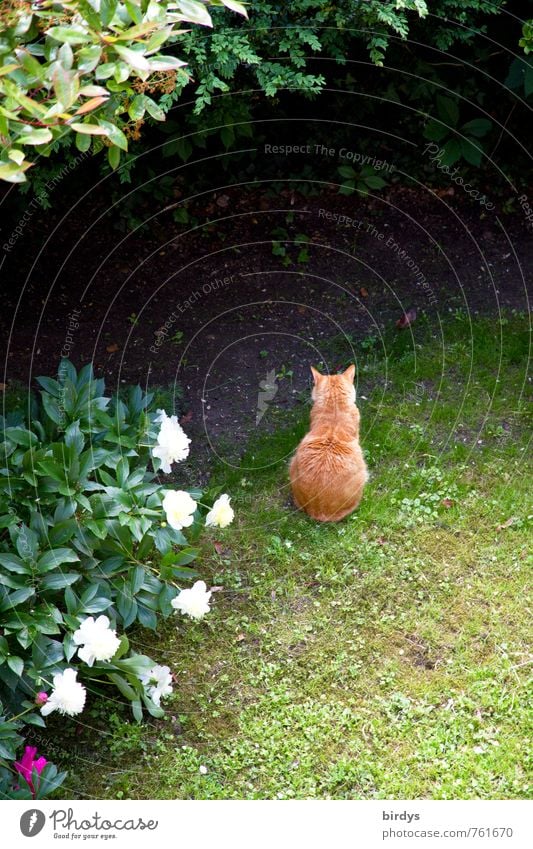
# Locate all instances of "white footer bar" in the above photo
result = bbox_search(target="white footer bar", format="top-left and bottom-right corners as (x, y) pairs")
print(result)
(3, 799), (531, 849)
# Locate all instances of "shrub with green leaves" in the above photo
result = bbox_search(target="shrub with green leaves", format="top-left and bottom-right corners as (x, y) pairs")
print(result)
(3, 1), (514, 187)
(423, 95), (493, 167)
(0, 360), (220, 797)
(0, 0), (247, 182)
(96, 0), (523, 225)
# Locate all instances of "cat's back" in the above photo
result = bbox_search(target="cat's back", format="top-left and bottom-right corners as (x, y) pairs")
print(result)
(297, 421), (360, 471)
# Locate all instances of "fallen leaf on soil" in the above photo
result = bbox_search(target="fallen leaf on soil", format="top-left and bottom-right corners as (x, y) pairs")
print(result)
(497, 517), (515, 531)
(297, 305), (307, 314)
(106, 343), (119, 353)
(213, 541), (224, 555)
(441, 498), (454, 508)
(396, 308), (417, 329)
(359, 287), (369, 298)
(0, 383), (6, 392)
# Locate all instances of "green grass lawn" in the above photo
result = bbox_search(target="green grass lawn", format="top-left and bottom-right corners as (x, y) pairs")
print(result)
(58, 311), (531, 800)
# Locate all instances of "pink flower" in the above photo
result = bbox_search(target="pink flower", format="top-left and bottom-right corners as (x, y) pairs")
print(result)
(14, 746), (48, 795)
(35, 691), (48, 707)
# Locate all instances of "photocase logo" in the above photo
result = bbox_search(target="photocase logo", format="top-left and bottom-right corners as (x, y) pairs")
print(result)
(256, 369), (278, 425)
(20, 809), (46, 837)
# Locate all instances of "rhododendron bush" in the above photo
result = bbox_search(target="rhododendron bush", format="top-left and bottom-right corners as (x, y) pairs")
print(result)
(0, 361), (233, 798)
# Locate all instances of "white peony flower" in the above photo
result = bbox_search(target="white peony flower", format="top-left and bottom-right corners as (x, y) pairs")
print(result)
(171, 580), (212, 620)
(40, 669), (86, 717)
(162, 489), (197, 530)
(73, 615), (120, 667)
(205, 494), (234, 528)
(152, 409), (191, 473)
(139, 664), (173, 707)
(152, 444), (174, 474)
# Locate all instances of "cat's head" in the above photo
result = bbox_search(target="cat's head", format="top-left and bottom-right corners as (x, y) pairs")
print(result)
(310, 365), (356, 404)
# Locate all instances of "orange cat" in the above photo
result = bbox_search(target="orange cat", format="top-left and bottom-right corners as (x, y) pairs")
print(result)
(289, 365), (368, 522)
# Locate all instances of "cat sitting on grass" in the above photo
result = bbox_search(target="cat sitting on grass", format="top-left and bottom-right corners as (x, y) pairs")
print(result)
(290, 365), (368, 522)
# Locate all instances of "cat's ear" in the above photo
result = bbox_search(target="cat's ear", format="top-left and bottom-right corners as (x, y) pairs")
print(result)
(343, 364), (356, 383)
(310, 366), (323, 384)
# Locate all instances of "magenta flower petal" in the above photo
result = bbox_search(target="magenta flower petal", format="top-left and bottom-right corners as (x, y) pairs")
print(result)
(34, 756), (48, 775)
(14, 747), (37, 782)
(14, 746), (48, 795)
